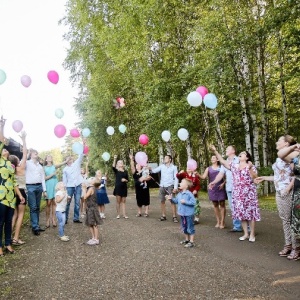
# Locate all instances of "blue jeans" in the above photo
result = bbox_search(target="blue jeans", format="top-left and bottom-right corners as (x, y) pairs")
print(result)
(56, 211), (66, 237)
(0, 203), (14, 247)
(227, 191), (242, 231)
(26, 184), (43, 230)
(180, 215), (195, 235)
(66, 185), (82, 221)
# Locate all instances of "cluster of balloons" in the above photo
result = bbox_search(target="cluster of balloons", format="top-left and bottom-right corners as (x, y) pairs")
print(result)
(113, 97), (125, 109)
(135, 151), (148, 167)
(106, 124), (127, 135)
(0, 69), (59, 87)
(187, 85), (218, 109)
(161, 128), (189, 142)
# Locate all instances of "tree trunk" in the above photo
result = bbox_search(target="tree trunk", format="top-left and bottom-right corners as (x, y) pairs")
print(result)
(158, 144), (164, 165)
(213, 110), (224, 155)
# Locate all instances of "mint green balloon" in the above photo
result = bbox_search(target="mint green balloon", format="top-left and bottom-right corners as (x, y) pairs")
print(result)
(0, 69), (7, 85)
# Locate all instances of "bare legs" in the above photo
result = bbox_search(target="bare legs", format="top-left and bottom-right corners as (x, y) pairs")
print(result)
(212, 200), (226, 228)
(116, 196), (127, 218)
(89, 225), (99, 241)
(46, 200), (57, 227)
(12, 204), (26, 243)
(80, 197), (86, 217)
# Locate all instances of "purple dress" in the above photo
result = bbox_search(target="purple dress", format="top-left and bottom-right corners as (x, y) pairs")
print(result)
(208, 166), (227, 201)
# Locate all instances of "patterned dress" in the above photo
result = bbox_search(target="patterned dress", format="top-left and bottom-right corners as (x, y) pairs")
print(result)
(231, 163), (260, 221)
(292, 156), (300, 238)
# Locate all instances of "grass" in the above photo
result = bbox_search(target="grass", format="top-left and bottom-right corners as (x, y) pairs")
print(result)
(149, 188), (277, 211)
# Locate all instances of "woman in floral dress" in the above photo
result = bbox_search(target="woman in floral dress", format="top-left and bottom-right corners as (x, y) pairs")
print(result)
(210, 145), (259, 242)
(278, 142), (300, 260)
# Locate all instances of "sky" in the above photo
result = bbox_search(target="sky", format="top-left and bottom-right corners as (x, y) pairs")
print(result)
(0, 0), (80, 152)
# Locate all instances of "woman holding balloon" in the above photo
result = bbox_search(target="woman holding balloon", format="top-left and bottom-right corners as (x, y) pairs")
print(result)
(112, 155), (129, 219)
(129, 152), (151, 217)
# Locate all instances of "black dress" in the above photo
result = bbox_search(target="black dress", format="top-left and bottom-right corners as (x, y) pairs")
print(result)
(133, 171), (150, 207)
(112, 167), (128, 197)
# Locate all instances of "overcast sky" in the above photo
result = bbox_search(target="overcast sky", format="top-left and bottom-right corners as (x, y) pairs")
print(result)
(0, 0), (80, 151)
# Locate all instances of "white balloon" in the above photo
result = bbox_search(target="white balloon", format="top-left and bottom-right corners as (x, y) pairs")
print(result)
(161, 130), (171, 142)
(106, 126), (115, 135)
(177, 128), (189, 141)
(102, 152), (111, 161)
(187, 91), (202, 107)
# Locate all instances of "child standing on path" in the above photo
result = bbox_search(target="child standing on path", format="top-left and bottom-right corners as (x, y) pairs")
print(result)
(168, 178), (196, 248)
(84, 177), (103, 245)
(55, 182), (69, 242)
(95, 170), (110, 219)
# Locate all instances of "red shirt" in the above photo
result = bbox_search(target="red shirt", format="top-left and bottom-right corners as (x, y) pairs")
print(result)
(176, 172), (200, 197)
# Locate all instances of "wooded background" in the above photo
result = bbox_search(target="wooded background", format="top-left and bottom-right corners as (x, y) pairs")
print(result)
(59, 0), (300, 181)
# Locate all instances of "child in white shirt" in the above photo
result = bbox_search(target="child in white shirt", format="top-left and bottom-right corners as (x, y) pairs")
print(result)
(55, 182), (69, 241)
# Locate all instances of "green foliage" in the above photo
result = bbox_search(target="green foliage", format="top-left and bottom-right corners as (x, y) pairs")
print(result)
(61, 0), (300, 175)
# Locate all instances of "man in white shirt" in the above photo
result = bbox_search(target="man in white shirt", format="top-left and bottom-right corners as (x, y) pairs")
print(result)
(151, 155), (179, 222)
(26, 149), (47, 236)
(63, 153), (84, 223)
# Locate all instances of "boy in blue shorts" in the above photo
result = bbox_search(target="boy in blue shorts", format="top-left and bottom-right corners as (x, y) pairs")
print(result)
(167, 178), (196, 248)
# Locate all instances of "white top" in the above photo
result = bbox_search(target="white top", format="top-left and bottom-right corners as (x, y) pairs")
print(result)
(55, 190), (68, 212)
(25, 159), (46, 192)
(151, 163), (179, 189)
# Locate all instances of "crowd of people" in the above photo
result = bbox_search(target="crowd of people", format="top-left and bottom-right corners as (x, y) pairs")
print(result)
(0, 114), (299, 259)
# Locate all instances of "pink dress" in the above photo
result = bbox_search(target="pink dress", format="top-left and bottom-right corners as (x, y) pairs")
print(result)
(231, 163), (260, 221)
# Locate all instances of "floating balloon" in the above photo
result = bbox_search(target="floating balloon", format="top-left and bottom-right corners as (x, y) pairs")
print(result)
(12, 120), (23, 133)
(177, 128), (189, 141)
(187, 91), (202, 107)
(0, 69), (7, 85)
(139, 134), (149, 146)
(187, 159), (197, 172)
(72, 142), (83, 154)
(82, 128), (91, 138)
(83, 145), (89, 154)
(54, 124), (66, 138)
(55, 108), (64, 119)
(135, 151), (148, 167)
(20, 75), (31, 88)
(118, 124), (126, 134)
(196, 86), (209, 98)
(161, 130), (171, 142)
(70, 128), (80, 138)
(203, 93), (218, 109)
(106, 126), (115, 135)
(102, 152), (111, 161)
(113, 97), (125, 109)
(47, 70), (59, 84)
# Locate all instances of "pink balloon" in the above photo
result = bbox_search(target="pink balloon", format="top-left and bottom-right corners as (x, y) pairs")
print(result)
(54, 124), (66, 138)
(47, 70), (59, 84)
(135, 151), (148, 167)
(70, 128), (80, 138)
(20, 75), (32, 88)
(187, 159), (197, 171)
(83, 145), (89, 154)
(139, 134), (149, 146)
(12, 120), (23, 133)
(196, 86), (209, 98)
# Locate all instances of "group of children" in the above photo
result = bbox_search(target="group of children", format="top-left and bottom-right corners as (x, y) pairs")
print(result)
(54, 170), (110, 245)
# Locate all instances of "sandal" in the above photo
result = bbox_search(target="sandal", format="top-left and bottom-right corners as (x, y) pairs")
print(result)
(173, 217), (178, 223)
(144, 214), (149, 217)
(12, 239), (26, 246)
(160, 216), (167, 221)
(136, 213), (142, 217)
(287, 247), (300, 261)
(279, 245), (292, 257)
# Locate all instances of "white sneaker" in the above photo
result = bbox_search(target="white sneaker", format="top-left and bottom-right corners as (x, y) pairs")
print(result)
(102, 214), (106, 219)
(87, 239), (96, 245)
(100, 212), (104, 218)
(93, 239), (99, 245)
(116, 215), (120, 219)
(60, 235), (70, 242)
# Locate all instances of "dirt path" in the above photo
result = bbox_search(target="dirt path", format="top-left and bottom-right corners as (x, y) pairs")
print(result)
(0, 189), (299, 300)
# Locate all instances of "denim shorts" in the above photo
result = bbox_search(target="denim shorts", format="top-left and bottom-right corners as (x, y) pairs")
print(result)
(180, 215), (195, 235)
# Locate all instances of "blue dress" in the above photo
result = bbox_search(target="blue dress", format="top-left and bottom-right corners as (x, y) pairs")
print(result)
(44, 165), (58, 200)
(96, 177), (110, 205)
